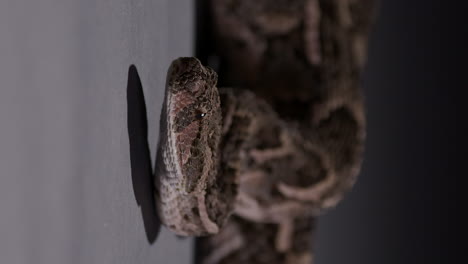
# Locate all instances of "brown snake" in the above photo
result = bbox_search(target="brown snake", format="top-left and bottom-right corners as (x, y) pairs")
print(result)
(154, 0), (374, 263)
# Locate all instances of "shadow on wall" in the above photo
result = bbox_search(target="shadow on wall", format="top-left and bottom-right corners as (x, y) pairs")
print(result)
(127, 65), (161, 244)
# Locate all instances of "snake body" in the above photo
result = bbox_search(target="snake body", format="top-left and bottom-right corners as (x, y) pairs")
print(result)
(155, 0), (374, 263)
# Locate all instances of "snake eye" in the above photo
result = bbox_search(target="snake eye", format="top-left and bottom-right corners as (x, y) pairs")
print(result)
(196, 111), (206, 120)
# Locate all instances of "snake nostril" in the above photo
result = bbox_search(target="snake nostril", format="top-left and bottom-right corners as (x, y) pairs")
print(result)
(191, 207), (200, 217)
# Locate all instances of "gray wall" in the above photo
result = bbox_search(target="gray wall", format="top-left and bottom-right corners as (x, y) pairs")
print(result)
(0, 0), (194, 263)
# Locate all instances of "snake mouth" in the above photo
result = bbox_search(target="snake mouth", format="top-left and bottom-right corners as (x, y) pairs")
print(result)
(164, 57), (221, 197)
(165, 60), (208, 194)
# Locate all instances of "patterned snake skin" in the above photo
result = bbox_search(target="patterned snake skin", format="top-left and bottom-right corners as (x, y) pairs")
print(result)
(154, 0), (374, 263)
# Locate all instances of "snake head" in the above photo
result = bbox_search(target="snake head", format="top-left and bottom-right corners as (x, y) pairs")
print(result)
(165, 57), (222, 194)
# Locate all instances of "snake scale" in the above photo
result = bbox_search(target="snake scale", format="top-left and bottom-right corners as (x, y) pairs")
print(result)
(154, 0), (375, 263)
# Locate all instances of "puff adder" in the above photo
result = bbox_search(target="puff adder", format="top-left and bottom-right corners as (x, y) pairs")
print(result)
(154, 0), (374, 263)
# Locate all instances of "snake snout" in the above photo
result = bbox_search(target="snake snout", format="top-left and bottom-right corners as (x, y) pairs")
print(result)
(170, 57), (203, 77)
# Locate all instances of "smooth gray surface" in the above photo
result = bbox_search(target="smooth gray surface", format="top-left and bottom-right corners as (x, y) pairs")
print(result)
(0, 0), (194, 263)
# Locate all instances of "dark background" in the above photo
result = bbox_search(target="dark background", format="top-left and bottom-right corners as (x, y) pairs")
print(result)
(197, 0), (454, 263)
(314, 1), (453, 263)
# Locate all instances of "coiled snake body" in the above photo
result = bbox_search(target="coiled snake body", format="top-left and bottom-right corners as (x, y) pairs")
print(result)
(155, 1), (374, 263)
